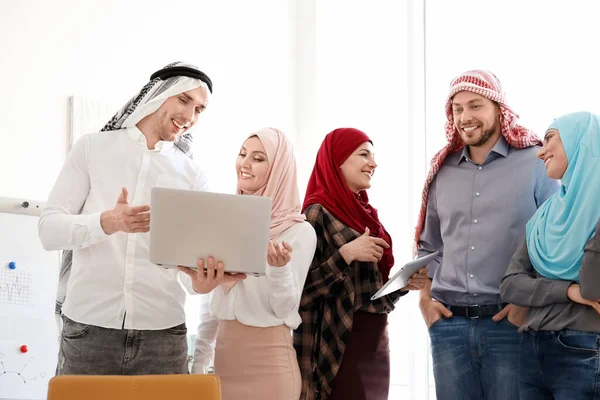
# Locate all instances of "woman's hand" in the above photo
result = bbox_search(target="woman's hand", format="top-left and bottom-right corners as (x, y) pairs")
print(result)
(267, 241), (293, 267)
(339, 227), (390, 264)
(567, 283), (600, 314)
(178, 256), (246, 294)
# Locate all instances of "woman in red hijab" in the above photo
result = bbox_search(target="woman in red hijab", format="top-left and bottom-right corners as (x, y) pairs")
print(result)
(294, 128), (428, 400)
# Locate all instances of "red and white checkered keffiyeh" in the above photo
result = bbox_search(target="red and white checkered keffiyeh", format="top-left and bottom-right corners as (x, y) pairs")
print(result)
(414, 70), (541, 250)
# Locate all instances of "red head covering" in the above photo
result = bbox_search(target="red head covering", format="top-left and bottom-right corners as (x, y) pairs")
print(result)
(303, 128), (394, 279)
(414, 70), (541, 249)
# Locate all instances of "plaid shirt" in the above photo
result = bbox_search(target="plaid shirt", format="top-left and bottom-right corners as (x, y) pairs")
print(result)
(294, 204), (403, 400)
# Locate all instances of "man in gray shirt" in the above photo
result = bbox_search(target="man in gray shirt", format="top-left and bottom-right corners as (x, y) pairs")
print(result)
(415, 70), (559, 400)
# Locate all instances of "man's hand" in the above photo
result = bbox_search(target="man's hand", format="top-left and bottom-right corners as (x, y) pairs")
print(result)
(178, 257), (247, 294)
(100, 187), (150, 235)
(492, 304), (528, 327)
(339, 227), (390, 264)
(401, 267), (429, 291)
(419, 297), (453, 328)
(567, 283), (600, 314)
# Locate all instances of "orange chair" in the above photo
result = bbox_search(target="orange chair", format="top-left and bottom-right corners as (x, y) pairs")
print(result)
(47, 374), (221, 400)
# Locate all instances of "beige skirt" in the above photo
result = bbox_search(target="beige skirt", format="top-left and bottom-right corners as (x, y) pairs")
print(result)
(214, 320), (301, 400)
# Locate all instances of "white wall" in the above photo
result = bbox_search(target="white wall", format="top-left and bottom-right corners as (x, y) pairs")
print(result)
(0, 0), (297, 200)
(425, 0), (600, 160)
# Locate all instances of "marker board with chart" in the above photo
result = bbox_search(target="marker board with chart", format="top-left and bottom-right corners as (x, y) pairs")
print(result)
(0, 197), (60, 400)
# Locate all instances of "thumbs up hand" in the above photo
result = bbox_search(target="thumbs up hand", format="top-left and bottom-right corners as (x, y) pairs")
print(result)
(339, 226), (390, 264)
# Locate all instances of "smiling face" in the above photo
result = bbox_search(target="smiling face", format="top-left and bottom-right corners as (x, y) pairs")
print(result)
(135, 84), (210, 150)
(451, 91), (501, 147)
(339, 141), (377, 193)
(537, 128), (568, 179)
(152, 86), (209, 142)
(236, 136), (270, 194)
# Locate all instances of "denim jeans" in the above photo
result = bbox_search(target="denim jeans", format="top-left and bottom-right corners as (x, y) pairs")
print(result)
(520, 329), (600, 400)
(57, 316), (189, 375)
(428, 316), (520, 400)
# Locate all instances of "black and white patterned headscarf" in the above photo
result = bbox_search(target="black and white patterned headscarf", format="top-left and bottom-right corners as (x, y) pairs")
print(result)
(55, 62), (213, 315)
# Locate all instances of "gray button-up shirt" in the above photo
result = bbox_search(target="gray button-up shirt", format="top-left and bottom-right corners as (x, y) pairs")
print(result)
(418, 136), (560, 306)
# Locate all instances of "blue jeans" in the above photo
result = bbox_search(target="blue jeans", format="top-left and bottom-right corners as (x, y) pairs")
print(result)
(57, 316), (189, 375)
(520, 329), (600, 400)
(428, 316), (520, 400)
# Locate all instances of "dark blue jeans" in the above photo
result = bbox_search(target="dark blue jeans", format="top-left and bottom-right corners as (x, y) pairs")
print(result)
(57, 316), (189, 375)
(520, 329), (600, 400)
(428, 316), (520, 400)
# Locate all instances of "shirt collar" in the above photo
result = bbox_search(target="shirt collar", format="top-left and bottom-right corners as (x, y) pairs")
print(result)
(457, 135), (509, 165)
(126, 126), (175, 153)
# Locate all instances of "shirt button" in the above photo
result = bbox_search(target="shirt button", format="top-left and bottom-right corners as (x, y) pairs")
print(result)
(471, 246), (475, 251)
(473, 293), (478, 296)
(478, 166), (483, 170)
(469, 274), (474, 278)
(475, 192), (480, 196)
(473, 219), (478, 224)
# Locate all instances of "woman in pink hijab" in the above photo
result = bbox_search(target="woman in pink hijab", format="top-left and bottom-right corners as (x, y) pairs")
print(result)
(192, 128), (317, 400)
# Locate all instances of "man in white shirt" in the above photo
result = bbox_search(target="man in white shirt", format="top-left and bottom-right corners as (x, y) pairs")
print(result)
(39, 62), (229, 375)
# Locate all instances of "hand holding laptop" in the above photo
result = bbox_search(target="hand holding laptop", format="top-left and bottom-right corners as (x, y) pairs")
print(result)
(178, 257), (247, 294)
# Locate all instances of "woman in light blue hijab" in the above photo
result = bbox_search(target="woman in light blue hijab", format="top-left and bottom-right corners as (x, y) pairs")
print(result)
(500, 111), (600, 400)
(526, 111), (600, 280)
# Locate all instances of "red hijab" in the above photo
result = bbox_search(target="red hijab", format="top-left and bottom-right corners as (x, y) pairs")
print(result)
(303, 128), (394, 280)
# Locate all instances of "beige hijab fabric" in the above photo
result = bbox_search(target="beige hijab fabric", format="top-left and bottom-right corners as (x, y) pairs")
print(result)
(238, 127), (305, 239)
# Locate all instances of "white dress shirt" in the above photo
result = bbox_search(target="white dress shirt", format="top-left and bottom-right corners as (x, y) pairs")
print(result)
(39, 127), (212, 330)
(191, 221), (317, 373)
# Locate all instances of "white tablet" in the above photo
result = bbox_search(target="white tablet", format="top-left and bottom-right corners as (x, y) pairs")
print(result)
(149, 187), (272, 276)
(370, 251), (439, 300)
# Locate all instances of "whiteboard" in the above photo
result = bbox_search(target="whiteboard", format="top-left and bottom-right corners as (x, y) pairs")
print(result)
(0, 198), (60, 400)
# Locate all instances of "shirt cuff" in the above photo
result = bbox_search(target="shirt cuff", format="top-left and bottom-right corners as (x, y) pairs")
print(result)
(86, 211), (110, 242)
(190, 360), (210, 374)
(266, 263), (293, 283)
(417, 251), (439, 279)
(550, 280), (572, 303)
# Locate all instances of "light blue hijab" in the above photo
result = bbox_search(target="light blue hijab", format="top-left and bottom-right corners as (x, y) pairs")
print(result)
(526, 111), (600, 281)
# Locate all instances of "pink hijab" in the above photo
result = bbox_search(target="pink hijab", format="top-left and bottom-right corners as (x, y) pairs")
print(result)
(238, 127), (305, 239)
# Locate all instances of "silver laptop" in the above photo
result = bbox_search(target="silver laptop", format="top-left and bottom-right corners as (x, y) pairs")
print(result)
(149, 187), (272, 276)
